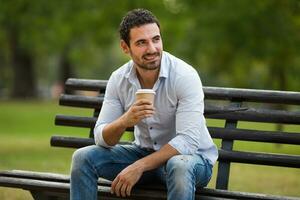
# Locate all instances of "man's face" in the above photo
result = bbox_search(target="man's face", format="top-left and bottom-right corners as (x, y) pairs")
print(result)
(121, 23), (163, 71)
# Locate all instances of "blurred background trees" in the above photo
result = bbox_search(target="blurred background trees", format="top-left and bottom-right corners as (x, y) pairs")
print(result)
(0, 0), (299, 99)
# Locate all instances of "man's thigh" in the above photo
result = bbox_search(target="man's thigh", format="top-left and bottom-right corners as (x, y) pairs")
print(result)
(77, 144), (154, 181)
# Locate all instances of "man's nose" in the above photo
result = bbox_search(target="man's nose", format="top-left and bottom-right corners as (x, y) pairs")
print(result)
(147, 42), (156, 53)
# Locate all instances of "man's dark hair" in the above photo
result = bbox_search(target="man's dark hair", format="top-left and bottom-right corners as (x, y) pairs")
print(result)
(119, 8), (160, 46)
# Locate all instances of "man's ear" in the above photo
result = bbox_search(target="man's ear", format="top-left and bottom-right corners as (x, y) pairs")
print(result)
(120, 40), (130, 54)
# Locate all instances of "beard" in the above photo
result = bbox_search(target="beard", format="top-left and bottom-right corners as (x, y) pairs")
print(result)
(135, 52), (162, 71)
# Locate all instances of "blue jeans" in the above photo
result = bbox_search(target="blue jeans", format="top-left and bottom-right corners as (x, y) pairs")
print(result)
(70, 144), (212, 200)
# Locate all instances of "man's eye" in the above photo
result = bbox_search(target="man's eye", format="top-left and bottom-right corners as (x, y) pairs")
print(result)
(153, 37), (160, 43)
(137, 41), (146, 46)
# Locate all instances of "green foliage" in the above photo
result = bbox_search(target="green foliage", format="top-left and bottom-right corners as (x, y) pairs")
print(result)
(171, 0), (300, 90)
(0, 0), (299, 96)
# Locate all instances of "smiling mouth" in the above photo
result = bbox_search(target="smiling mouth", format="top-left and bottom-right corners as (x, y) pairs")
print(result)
(143, 53), (160, 61)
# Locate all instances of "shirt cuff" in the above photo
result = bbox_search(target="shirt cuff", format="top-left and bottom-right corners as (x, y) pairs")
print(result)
(168, 135), (198, 155)
(94, 123), (113, 148)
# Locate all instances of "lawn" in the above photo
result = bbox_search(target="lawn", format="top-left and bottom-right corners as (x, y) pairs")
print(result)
(0, 101), (299, 199)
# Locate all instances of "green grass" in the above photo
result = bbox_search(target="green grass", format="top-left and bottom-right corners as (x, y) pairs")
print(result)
(0, 101), (299, 199)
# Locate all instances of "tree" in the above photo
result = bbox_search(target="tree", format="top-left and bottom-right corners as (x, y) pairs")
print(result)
(177, 0), (300, 91)
(0, 1), (39, 98)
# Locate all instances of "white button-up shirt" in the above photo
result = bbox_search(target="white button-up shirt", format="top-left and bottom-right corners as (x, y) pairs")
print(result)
(94, 51), (218, 165)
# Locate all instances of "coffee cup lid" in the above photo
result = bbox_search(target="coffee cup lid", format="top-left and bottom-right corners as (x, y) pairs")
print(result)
(135, 89), (156, 95)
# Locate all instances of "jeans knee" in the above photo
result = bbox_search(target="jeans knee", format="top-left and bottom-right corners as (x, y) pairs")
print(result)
(166, 155), (193, 182)
(167, 155), (193, 173)
(72, 148), (88, 171)
(71, 146), (100, 173)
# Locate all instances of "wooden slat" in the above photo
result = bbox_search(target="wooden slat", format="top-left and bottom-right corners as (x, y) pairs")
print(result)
(1, 170), (298, 200)
(206, 108), (300, 124)
(219, 149), (300, 168)
(59, 94), (103, 109)
(0, 170), (69, 183)
(54, 115), (134, 131)
(204, 87), (300, 105)
(0, 176), (69, 193)
(50, 136), (300, 168)
(64, 78), (300, 105)
(65, 78), (107, 92)
(59, 94), (248, 113)
(209, 127), (300, 145)
(55, 108), (300, 130)
(51, 128), (300, 146)
(51, 136), (94, 148)
(50, 136), (131, 148)
(55, 115), (96, 128)
(0, 176), (233, 200)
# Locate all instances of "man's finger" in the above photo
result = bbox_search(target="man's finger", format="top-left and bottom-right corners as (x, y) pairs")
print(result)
(136, 110), (155, 117)
(134, 105), (154, 112)
(114, 179), (123, 197)
(111, 176), (119, 194)
(135, 99), (153, 106)
(120, 183), (128, 197)
(126, 185), (132, 196)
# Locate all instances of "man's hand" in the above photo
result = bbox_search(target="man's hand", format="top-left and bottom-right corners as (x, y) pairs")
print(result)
(121, 99), (155, 128)
(111, 162), (144, 197)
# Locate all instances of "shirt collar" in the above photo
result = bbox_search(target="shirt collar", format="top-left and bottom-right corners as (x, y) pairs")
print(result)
(158, 51), (169, 79)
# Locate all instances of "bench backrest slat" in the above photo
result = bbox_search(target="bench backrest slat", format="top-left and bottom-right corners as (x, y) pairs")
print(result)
(210, 128), (300, 145)
(219, 150), (300, 168)
(64, 78), (300, 104)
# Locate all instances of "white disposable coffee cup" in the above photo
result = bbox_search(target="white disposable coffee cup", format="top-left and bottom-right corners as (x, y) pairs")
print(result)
(135, 89), (156, 104)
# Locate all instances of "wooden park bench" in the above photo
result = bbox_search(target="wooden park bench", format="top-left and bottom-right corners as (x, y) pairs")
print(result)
(0, 78), (300, 200)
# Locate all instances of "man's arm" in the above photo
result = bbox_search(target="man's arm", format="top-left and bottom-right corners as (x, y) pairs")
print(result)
(111, 143), (179, 197)
(94, 73), (155, 147)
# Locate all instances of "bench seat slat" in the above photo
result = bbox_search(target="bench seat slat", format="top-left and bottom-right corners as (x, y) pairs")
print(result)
(0, 176), (236, 200)
(1, 170), (298, 200)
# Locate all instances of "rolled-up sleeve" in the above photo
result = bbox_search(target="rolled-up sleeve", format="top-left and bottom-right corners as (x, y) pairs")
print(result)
(168, 71), (206, 155)
(94, 74), (124, 148)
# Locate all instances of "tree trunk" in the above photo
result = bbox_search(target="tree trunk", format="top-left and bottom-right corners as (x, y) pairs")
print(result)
(270, 53), (289, 134)
(58, 45), (74, 94)
(8, 28), (37, 99)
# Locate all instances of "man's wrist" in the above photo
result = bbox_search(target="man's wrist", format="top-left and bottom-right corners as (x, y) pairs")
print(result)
(118, 115), (129, 129)
(134, 159), (147, 173)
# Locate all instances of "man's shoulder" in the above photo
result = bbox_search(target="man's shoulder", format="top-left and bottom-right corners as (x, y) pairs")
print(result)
(110, 60), (132, 78)
(163, 51), (198, 78)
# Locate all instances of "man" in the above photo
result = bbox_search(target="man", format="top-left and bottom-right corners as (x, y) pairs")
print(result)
(70, 8), (218, 200)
